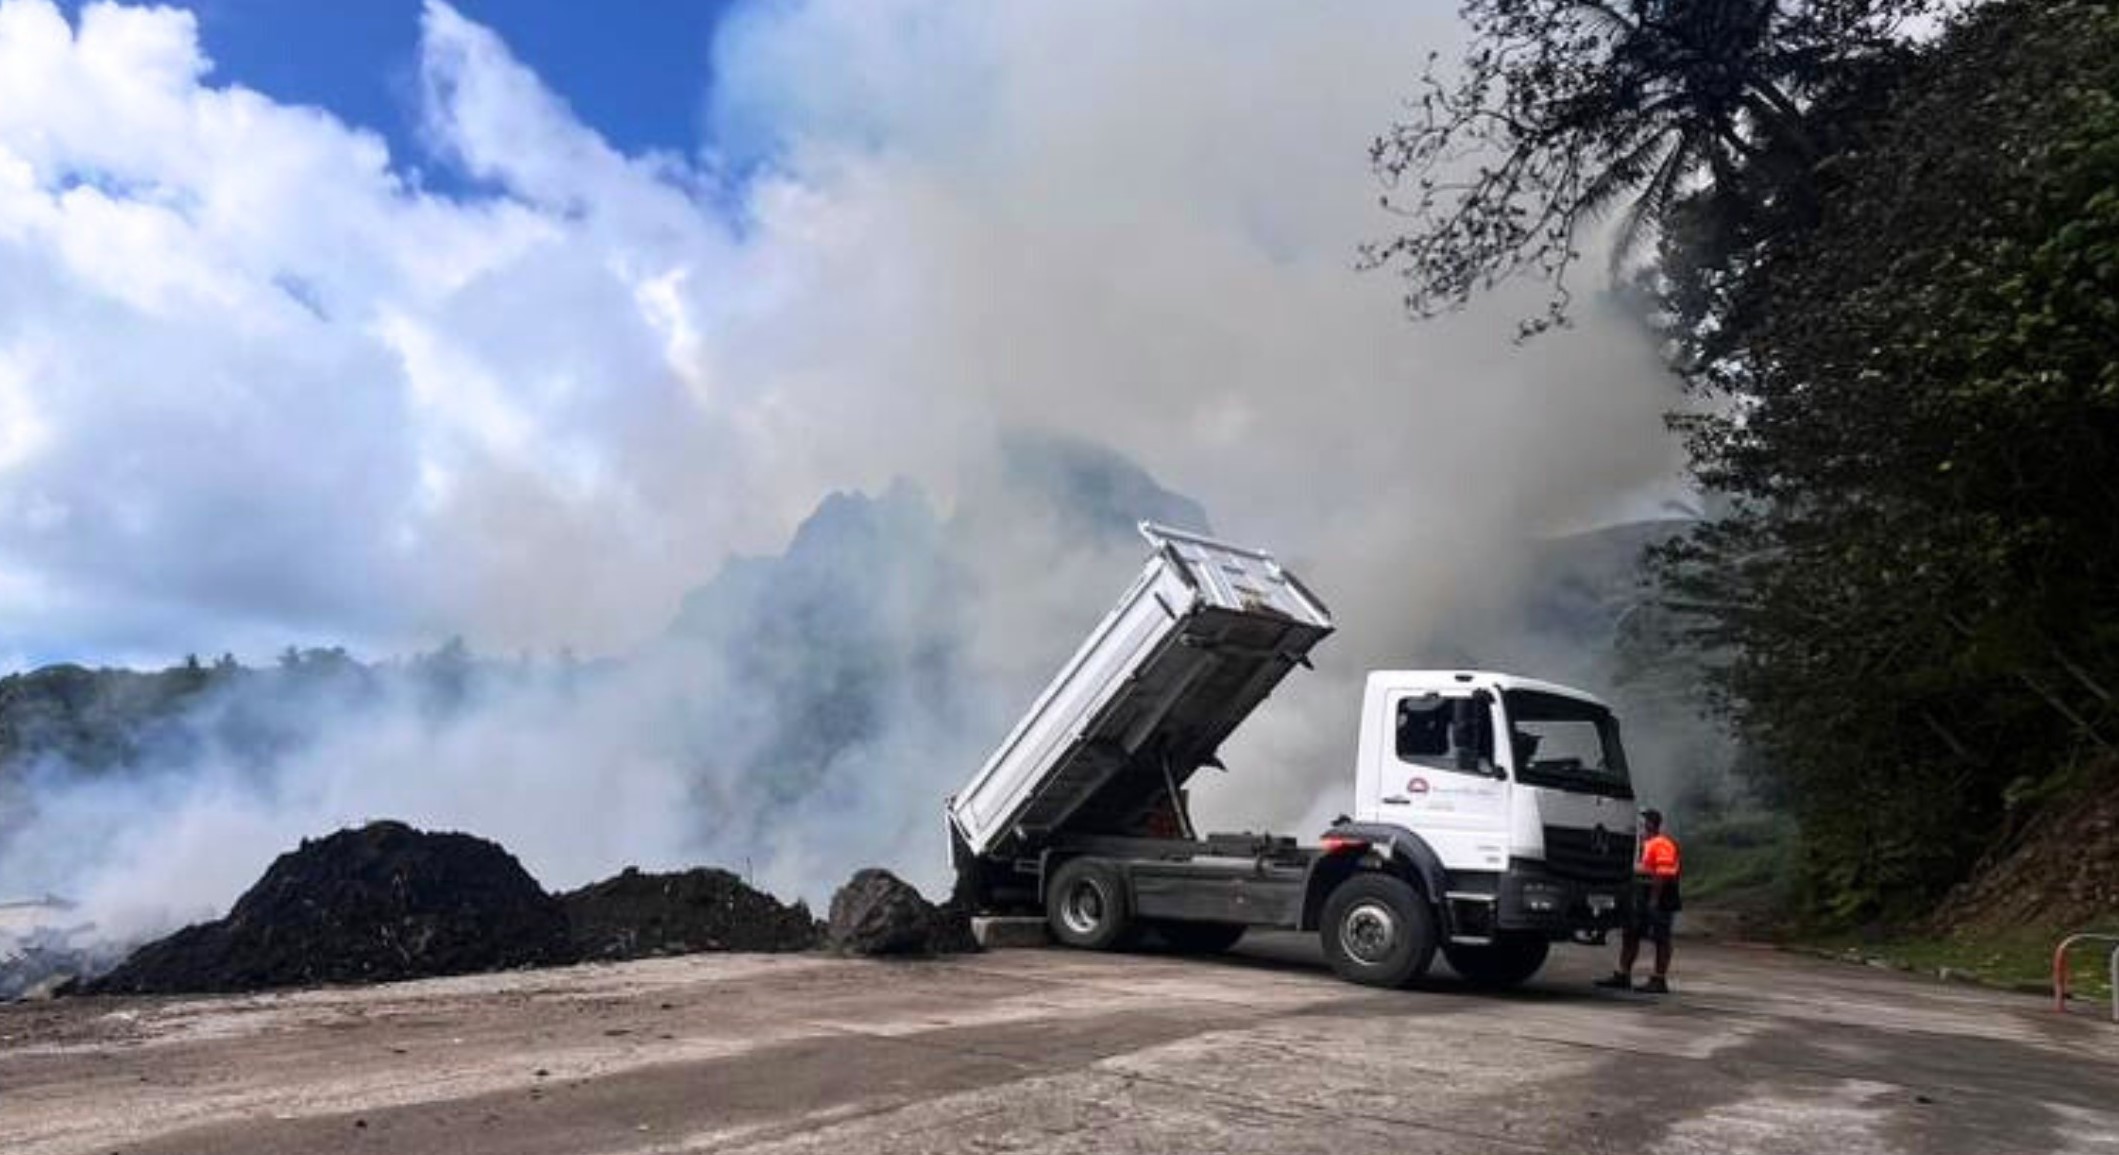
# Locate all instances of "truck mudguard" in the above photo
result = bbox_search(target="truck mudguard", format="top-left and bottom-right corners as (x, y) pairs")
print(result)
(1300, 822), (1452, 930)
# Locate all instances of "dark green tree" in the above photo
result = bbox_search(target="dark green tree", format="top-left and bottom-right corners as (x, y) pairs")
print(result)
(1654, 0), (2119, 918)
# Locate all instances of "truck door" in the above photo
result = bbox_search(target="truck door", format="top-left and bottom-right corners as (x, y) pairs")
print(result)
(1374, 691), (1509, 866)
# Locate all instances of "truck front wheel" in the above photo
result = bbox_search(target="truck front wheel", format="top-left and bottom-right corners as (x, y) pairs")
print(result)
(1046, 858), (1133, 950)
(1320, 873), (1436, 988)
(1442, 934), (1550, 990)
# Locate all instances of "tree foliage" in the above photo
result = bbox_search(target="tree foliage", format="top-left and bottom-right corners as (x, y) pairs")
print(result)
(1382, 0), (2119, 921)
(1653, 0), (2119, 919)
(1363, 0), (1933, 336)
(0, 644), (467, 789)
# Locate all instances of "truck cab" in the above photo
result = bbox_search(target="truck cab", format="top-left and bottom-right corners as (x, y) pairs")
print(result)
(1319, 671), (1637, 984)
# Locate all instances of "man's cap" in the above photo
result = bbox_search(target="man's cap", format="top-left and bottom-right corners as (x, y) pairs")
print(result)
(1641, 807), (1664, 824)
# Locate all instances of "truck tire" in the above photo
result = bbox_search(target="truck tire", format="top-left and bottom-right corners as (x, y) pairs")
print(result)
(1443, 934), (1550, 990)
(1320, 873), (1436, 988)
(1152, 920), (1247, 954)
(1046, 858), (1133, 950)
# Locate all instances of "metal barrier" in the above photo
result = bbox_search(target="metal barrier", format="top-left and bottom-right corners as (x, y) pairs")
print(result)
(2051, 933), (2119, 1022)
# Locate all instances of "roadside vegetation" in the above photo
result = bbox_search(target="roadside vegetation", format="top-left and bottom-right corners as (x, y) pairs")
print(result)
(1806, 926), (2119, 1004)
(1375, 0), (2119, 945)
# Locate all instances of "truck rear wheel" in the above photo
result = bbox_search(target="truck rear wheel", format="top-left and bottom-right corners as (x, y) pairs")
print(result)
(1320, 873), (1436, 988)
(1046, 858), (1133, 950)
(1152, 920), (1247, 954)
(1443, 934), (1550, 990)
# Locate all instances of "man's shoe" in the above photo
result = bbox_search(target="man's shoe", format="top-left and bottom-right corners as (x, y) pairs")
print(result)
(1593, 973), (1633, 990)
(1639, 976), (1671, 994)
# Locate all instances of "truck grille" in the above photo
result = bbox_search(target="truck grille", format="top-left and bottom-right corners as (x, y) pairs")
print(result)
(1541, 825), (1634, 883)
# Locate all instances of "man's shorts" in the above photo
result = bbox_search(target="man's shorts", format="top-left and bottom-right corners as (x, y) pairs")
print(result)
(1633, 904), (1675, 945)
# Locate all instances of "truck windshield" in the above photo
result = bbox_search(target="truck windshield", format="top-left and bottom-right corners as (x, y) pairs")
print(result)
(1503, 689), (1634, 798)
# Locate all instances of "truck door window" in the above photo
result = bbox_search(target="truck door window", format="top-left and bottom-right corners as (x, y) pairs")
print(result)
(1395, 694), (1494, 775)
(1502, 689), (1633, 798)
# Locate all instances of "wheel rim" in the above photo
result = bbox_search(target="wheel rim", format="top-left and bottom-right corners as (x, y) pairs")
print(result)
(1060, 880), (1106, 936)
(1339, 900), (1399, 965)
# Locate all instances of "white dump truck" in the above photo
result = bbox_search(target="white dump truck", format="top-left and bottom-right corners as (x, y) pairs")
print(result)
(947, 523), (1639, 989)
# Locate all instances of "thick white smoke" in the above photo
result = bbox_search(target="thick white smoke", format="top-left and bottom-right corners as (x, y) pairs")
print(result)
(0, 0), (1682, 935)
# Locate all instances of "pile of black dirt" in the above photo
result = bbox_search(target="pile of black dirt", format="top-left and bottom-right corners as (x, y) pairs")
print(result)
(560, 867), (820, 959)
(826, 868), (978, 956)
(89, 820), (572, 994)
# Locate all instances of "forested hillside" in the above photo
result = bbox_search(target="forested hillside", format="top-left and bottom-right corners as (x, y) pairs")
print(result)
(1657, 0), (2119, 922)
(0, 651), (383, 785)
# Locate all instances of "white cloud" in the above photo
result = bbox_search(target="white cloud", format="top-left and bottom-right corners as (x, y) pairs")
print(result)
(0, 0), (762, 657)
(0, 348), (48, 469)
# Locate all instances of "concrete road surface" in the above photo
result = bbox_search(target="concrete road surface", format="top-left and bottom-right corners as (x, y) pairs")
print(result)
(4, 936), (2115, 1155)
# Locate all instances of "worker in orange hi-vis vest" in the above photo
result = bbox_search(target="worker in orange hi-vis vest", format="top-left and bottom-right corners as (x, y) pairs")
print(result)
(1596, 808), (1682, 994)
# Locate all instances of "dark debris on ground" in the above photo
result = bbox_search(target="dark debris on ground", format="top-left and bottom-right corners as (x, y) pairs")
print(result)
(88, 820), (573, 994)
(64, 820), (975, 997)
(561, 866), (820, 959)
(825, 868), (978, 956)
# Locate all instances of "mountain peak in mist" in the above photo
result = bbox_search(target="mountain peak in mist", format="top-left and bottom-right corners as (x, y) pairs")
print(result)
(668, 432), (1207, 645)
(666, 479), (945, 648)
(990, 431), (1211, 541)
(656, 433), (1211, 823)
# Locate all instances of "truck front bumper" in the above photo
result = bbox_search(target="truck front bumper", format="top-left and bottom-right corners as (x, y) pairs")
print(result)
(1494, 861), (1631, 937)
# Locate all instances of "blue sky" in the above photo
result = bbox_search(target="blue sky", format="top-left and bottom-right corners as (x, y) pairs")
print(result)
(63, 0), (744, 167)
